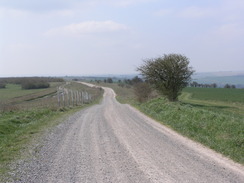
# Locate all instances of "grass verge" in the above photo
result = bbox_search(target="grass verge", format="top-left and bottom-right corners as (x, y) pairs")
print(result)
(105, 84), (244, 164)
(0, 108), (63, 178)
(0, 82), (103, 181)
(97, 83), (135, 104)
(137, 97), (244, 164)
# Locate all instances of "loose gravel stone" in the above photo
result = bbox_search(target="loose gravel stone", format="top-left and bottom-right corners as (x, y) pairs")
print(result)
(7, 86), (244, 183)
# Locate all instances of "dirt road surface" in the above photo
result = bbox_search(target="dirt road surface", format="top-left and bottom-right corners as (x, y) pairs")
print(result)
(12, 85), (244, 183)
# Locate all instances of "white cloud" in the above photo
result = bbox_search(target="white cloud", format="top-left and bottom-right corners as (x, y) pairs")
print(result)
(45, 21), (129, 36)
(46, 9), (75, 17)
(179, 6), (214, 19)
(86, 0), (154, 7)
(154, 6), (216, 19)
(112, 0), (154, 7)
(0, 7), (29, 18)
(213, 23), (244, 41)
(153, 9), (172, 17)
(220, 0), (244, 22)
(196, 23), (244, 52)
(178, 0), (244, 22)
(0, 6), (75, 19)
(223, 0), (244, 10)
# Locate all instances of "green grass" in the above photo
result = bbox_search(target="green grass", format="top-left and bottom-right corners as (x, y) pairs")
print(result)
(0, 82), (103, 112)
(107, 84), (244, 164)
(180, 88), (244, 116)
(95, 83), (135, 103)
(0, 108), (62, 178)
(0, 83), (62, 112)
(0, 82), (103, 181)
(183, 87), (244, 103)
(137, 98), (244, 164)
(0, 84), (48, 101)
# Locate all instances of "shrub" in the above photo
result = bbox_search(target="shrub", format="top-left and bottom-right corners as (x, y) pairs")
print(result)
(0, 83), (6, 89)
(137, 53), (194, 101)
(224, 84), (231, 88)
(118, 83), (125, 87)
(107, 78), (113, 83)
(21, 81), (50, 89)
(134, 82), (152, 102)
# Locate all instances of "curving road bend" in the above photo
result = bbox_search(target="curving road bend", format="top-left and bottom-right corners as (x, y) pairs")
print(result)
(13, 85), (244, 183)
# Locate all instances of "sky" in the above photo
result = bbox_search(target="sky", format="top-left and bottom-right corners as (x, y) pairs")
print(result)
(0, 0), (244, 76)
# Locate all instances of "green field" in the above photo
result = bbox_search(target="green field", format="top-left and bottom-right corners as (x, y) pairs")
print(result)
(0, 83), (62, 112)
(0, 82), (103, 180)
(183, 87), (244, 103)
(138, 97), (244, 164)
(180, 88), (244, 116)
(105, 83), (244, 164)
(0, 84), (48, 101)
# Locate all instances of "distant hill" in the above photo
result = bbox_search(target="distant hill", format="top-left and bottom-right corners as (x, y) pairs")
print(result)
(192, 71), (244, 88)
(193, 71), (244, 78)
(63, 71), (244, 88)
(63, 74), (137, 82)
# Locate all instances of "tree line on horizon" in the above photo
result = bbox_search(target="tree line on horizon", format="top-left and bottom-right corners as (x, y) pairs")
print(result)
(189, 81), (236, 89)
(0, 77), (64, 89)
(121, 54), (237, 102)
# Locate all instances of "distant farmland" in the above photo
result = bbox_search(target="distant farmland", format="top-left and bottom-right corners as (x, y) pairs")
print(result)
(183, 87), (244, 103)
(193, 75), (244, 88)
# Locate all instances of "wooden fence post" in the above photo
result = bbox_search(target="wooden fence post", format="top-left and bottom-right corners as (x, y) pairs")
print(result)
(57, 87), (60, 107)
(62, 88), (65, 107)
(57, 85), (93, 107)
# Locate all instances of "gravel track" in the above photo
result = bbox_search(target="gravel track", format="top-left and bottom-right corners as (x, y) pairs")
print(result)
(10, 86), (244, 183)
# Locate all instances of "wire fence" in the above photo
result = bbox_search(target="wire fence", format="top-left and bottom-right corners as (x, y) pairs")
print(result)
(0, 84), (95, 112)
(57, 86), (92, 108)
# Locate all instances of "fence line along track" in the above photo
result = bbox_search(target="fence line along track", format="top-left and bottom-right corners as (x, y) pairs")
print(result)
(57, 86), (92, 108)
(0, 82), (95, 112)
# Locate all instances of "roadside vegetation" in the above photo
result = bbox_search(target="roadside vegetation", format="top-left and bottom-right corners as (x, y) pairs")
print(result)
(137, 54), (194, 101)
(0, 78), (103, 180)
(86, 52), (243, 164)
(98, 77), (244, 164)
(138, 96), (244, 164)
(134, 53), (243, 164)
